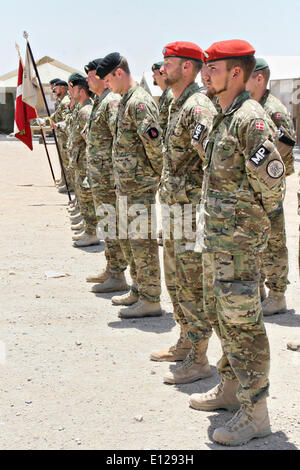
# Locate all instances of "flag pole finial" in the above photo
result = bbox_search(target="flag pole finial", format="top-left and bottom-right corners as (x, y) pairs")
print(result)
(23, 31), (29, 40)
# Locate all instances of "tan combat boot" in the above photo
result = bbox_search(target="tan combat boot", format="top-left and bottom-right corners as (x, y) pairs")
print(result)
(91, 273), (128, 293)
(72, 229), (86, 241)
(71, 220), (85, 231)
(150, 325), (191, 362)
(163, 339), (213, 384)
(118, 299), (163, 319)
(58, 185), (68, 194)
(213, 399), (271, 446)
(70, 212), (83, 223)
(262, 291), (287, 316)
(111, 290), (139, 306)
(86, 266), (111, 283)
(189, 377), (240, 411)
(73, 234), (100, 248)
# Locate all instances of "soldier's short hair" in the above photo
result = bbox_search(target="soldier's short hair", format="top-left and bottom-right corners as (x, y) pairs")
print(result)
(77, 83), (93, 97)
(225, 55), (256, 83)
(252, 67), (270, 84)
(111, 57), (131, 76)
(177, 58), (202, 76)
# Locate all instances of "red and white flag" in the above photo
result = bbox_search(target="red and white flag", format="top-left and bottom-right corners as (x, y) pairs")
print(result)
(14, 58), (37, 150)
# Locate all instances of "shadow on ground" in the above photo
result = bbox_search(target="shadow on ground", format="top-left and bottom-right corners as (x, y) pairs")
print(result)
(263, 309), (300, 327)
(108, 310), (175, 334)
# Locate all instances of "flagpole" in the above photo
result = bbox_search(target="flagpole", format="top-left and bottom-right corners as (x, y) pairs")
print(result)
(22, 32), (72, 202)
(15, 43), (57, 185)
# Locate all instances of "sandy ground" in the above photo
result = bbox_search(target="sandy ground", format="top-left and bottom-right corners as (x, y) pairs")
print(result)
(0, 138), (299, 451)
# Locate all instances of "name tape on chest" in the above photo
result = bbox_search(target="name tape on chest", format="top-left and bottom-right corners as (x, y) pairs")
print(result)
(193, 123), (206, 141)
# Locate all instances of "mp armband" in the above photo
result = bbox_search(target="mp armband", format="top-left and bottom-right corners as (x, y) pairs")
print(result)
(246, 139), (285, 188)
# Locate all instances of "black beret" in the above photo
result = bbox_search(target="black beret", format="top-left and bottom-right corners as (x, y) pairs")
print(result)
(54, 80), (68, 87)
(69, 77), (88, 87)
(96, 52), (122, 79)
(84, 58), (103, 74)
(49, 78), (61, 85)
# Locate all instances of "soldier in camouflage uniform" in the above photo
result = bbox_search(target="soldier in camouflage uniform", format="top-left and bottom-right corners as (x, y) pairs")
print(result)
(46, 80), (71, 193)
(83, 58), (128, 292)
(151, 61), (173, 136)
(246, 58), (296, 315)
(68, 76), (99, 248)
(151, 61), (173, 247)
(96, 53), (163, 318)
(150, 42), (217, 386)
(190, 40), (286, 446)
(49, 78), (61, 111)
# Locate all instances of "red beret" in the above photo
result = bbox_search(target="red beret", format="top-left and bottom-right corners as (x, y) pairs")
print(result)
(163, 41), (203, 62)
(204, 39), (255, 63)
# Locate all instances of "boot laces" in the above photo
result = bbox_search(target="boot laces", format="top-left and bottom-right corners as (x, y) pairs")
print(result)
(227, 405), (253, 430)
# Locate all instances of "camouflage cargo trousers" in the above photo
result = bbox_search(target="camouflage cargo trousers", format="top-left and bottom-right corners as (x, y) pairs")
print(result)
(260, 207), (289, 293)
(73, 154), (97, 235)
(58, 136), (72, 187)
(162, 201), (212, 343)
(116, 191), (161, 303)
(88, 165), (127, 274)
(203, 250), (270, 406)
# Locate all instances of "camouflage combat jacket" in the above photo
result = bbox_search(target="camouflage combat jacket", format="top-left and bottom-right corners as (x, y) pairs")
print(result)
(158, 87), (173, 137)
(49, 93), (70, 141)
(112, 84), (163, 195)
(260, 90), (296, 176)
(160, 82), (216, 205)
(69, 98), (93, 169)
(86, 89), (120, 189)
(197, 91), (285, 255)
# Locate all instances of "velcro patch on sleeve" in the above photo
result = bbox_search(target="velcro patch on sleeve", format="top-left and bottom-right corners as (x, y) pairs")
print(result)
(249, 145), (270, 166)
(246, 139), (285, 188)
(278, 127), (296, 147)
(193, 123), (205, 141)
(146, 126), (159, 139)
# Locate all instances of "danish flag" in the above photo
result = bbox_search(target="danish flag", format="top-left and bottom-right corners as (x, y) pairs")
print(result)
(275, 113), (281, 119)
(14, 59), (37, 150)
(194, 107), (202, 114)
(256, 121), (264, 130)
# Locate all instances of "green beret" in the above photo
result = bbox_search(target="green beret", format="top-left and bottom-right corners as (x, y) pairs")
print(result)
(152, 61), (164, 72)
(68, 72), (85, 83)
(255, 58), (269, 72)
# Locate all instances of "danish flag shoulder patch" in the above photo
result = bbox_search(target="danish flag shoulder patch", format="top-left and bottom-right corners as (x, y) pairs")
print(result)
(256, 121), (265, 130)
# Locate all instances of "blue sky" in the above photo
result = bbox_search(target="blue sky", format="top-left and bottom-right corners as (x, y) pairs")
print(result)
(1, 0), (300, 78)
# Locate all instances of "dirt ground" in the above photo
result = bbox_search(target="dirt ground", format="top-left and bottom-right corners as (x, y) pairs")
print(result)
(0, 138), (299, 451)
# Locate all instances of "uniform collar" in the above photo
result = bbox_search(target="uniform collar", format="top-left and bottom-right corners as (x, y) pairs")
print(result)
(98, 87), (111, 105)
(223, 90), (251, 115)
(259, 89), (270, 107)
(174, 81), (200, 108)
(120, 84), (139, 105)
(79, 98), (92, 109)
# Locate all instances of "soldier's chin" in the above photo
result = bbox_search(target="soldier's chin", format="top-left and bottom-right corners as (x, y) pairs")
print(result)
(207, 86), (217, 96)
